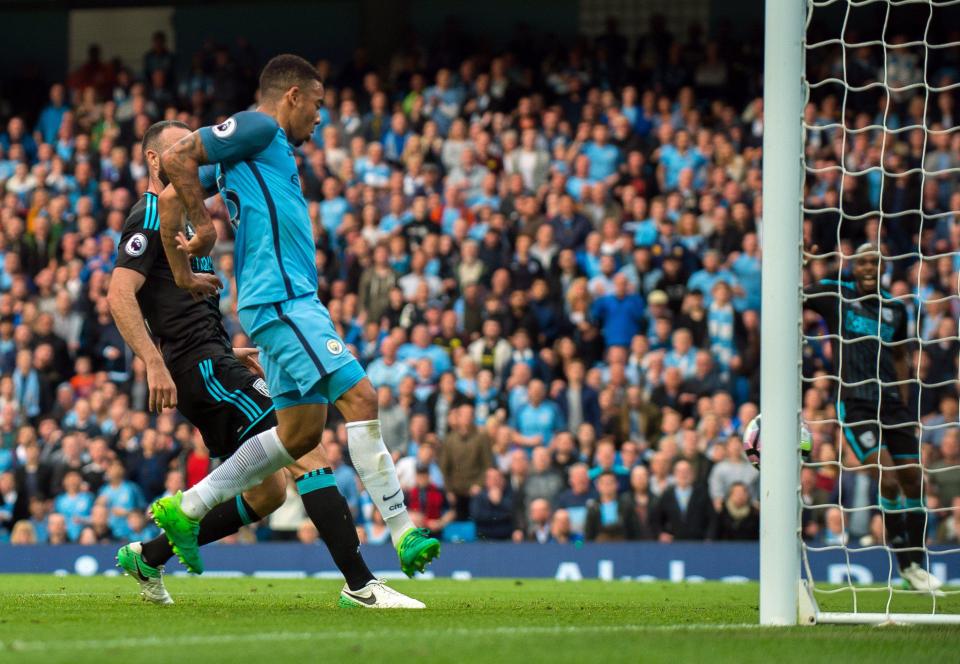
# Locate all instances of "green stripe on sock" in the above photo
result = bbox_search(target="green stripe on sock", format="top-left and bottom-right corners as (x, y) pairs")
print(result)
(236, 495), (254, 525)
(879, 496), (901, 512)
(296, 470), (337, 495)
(903, 496), (925, 511)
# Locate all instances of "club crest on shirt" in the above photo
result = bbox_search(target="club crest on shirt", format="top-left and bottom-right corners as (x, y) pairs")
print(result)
(881, 308), (893, 322)
(125, 233), (147, 257)
(326, 339), (344, 356)
(213, 117), (237, 138)
(253, 378), (270, 398)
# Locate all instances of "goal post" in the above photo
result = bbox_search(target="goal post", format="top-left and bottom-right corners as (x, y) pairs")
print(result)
(762, 0), (960, 626)
(759, 0), (805, 627)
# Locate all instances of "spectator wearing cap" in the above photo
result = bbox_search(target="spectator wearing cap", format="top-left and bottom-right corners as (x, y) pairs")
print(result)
(590, 273), (645, 348)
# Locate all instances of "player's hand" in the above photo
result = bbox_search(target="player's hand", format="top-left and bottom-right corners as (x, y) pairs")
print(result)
(146, 358), (177, 413)
(234, 347), (265, 378)
(182, 273), (224, 301)
(175, 226), (216, 259)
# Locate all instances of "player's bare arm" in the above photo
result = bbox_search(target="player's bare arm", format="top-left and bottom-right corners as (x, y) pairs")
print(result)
(157, 184), (222, 300)
(160, 131), (218, 258)
(107, 267), (177, 412)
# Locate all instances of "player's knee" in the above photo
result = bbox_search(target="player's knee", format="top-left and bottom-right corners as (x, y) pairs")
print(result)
(897, 468), (923, 497)
(338, 379), (378, 422)
(281, 422), (324, 458)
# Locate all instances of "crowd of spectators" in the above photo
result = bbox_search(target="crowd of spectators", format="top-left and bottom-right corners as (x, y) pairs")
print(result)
(0, 17), (959, 549)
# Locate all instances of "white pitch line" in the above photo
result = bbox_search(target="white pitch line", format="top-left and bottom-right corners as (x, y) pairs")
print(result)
(0, 624), (760, 652)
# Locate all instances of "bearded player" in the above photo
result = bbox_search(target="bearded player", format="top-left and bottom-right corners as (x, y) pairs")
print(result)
(108, 119), (423, 608)
(804, 244), (942, 593)
(150, 55), (440, 579)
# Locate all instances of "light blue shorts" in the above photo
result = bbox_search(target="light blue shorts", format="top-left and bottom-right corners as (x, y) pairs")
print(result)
(239, 294), (366, 410)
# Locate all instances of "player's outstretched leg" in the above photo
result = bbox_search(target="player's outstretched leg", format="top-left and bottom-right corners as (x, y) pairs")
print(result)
(151, 425), (312, 573)
(126, 478), (280, 600)
(335, 374), (441, 577)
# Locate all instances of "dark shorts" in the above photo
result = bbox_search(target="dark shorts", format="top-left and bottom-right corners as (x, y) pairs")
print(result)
(837, 399), (919, 463)
(174, 353), (277, 459)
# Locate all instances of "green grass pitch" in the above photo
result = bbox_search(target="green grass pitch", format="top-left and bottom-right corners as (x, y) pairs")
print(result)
(1, 575), (958, 663)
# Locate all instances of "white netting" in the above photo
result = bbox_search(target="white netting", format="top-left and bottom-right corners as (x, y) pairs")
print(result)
(801, 0), (960, 618)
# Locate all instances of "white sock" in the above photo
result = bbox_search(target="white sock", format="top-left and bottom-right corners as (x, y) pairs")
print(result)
(346, 419), (415, 547)
(180, 427), (294, 520)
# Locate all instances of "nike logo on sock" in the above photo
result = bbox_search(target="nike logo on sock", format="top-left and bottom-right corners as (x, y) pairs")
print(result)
(343, 590), (378, 606)
(382, 489), (401, 502)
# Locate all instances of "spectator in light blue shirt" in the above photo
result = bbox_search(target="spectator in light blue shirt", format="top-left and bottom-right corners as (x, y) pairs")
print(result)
(515, 380), (565, 450)
(366, 337), (413, 394)
(97, 460), (145, 538)
(319, 177), (350, 248)
(663, 328), (698, 379)
(658, 129), (706, 191)
(398, 325), (452, 377)
(687, 250), (739, 307)
(54, 471), (94, 541)
(581, 124), (620, 182)
(730, 233), (761, 312)
(35, 84), (68, 145)
(590, 274), (646, 348)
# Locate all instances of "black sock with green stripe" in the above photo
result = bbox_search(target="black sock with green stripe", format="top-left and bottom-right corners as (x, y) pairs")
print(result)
(296, 467), (375, 592)
(141, 495), (260, 568)
(880, 495), (913, 570)
(902, 495), (928, 567)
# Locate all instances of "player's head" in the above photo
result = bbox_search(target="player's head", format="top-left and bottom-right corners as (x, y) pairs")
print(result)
(142, 120), (190, 187)
(852, 242), (881, 294)
(259, 54), (323, 146)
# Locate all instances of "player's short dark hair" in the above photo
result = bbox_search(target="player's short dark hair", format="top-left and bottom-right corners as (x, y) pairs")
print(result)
(259, 54), (322, 100)
(142, 120), (190, 156)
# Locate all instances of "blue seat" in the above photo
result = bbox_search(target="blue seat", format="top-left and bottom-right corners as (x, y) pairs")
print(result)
(442, 521), (477, 543)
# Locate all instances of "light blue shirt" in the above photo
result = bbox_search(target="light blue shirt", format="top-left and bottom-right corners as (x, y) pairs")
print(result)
(200, 111), (317, 310)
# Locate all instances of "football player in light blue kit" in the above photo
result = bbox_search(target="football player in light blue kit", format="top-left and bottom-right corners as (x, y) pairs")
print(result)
(151, 54), (440, 577)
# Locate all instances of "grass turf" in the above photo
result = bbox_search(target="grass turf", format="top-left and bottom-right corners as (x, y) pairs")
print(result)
(0, 576), (958, 663)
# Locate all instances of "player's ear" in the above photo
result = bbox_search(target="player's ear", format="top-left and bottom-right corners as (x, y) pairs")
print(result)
(286, 85), (301, 107)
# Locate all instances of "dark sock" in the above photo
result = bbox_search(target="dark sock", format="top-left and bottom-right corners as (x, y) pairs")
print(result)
(903, 496), (927, 567)
(141, 495), (260, 568)
(296, 467), (375, 591)
(880, 495), (912, 570)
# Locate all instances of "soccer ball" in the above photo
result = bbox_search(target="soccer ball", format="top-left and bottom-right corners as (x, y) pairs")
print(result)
(742, 414), (812, 469)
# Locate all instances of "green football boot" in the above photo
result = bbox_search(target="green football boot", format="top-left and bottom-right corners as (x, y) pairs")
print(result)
(116, 542), (174, 605)
(397, 527), (441, 577)
(150, 491), (203, 574)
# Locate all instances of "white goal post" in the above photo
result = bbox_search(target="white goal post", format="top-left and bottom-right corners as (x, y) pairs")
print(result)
(761, 0), (960, 626)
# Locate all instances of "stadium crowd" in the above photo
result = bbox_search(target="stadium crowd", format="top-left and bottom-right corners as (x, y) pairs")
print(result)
(0, 17), (959, 550)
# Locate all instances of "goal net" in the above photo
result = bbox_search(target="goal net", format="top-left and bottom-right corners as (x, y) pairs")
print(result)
(789, 0), (960, 625)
